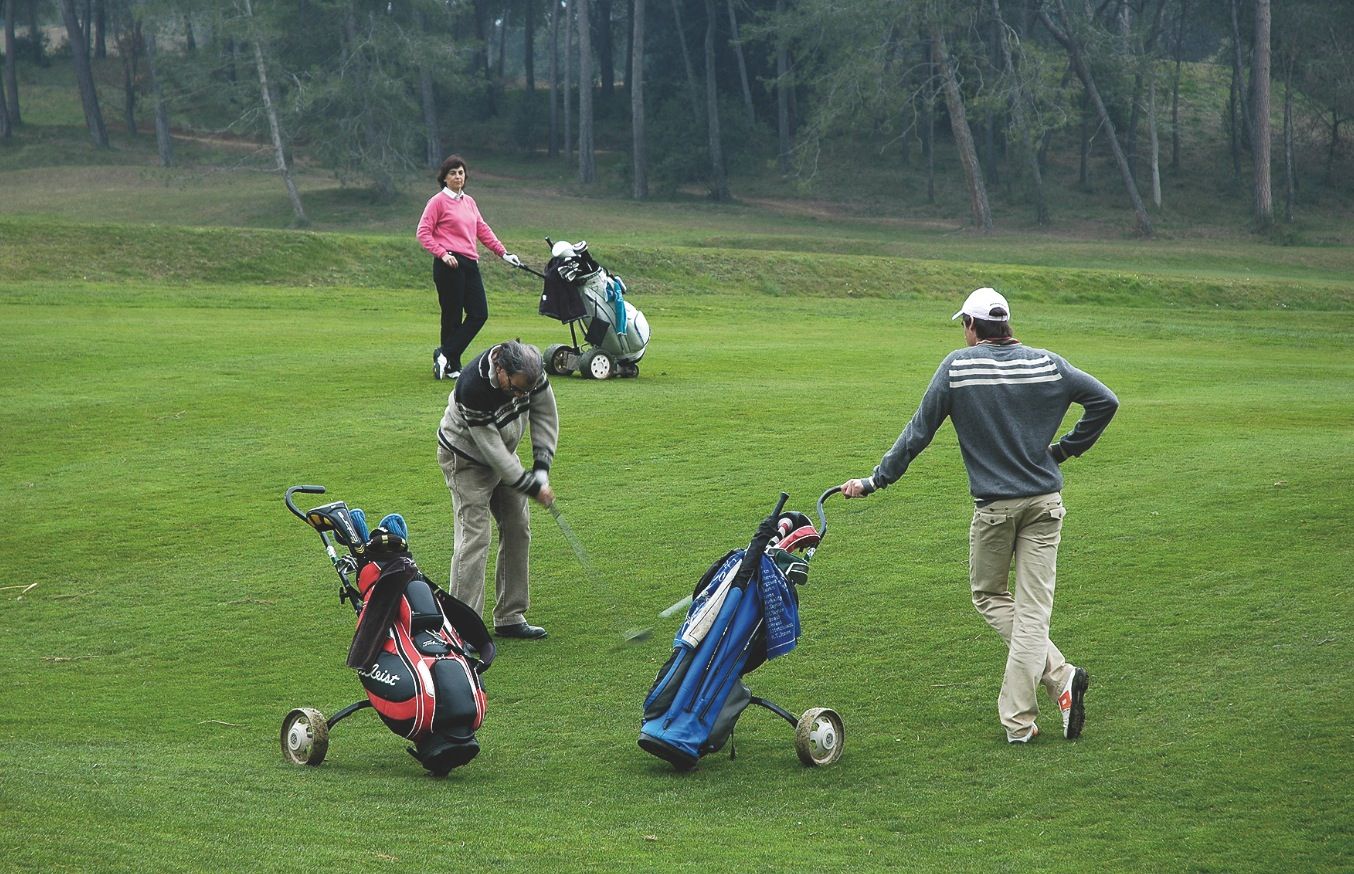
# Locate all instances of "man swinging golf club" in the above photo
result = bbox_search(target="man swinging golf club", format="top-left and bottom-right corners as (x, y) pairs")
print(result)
(840, 288), (1118, 743)
(437, 340), (557, 640)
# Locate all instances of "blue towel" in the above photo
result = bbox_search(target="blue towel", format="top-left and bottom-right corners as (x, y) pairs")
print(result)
(758, 554), (800, 659)
(606, 276), (628, 335)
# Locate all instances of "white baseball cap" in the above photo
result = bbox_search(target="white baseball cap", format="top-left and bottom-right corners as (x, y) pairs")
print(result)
(952, 287), (1011, 322)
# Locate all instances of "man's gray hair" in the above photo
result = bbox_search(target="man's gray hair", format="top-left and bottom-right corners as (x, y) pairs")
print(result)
(494, 339), (544, 385)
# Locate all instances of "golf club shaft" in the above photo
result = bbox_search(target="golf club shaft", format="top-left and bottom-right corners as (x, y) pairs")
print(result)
(548, 503), (651, 642)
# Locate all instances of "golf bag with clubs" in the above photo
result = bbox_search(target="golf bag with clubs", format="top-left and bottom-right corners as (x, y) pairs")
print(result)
(280, 485), (496, 776)
(538, 239), (650, 380)
(638, 489), (845, 771)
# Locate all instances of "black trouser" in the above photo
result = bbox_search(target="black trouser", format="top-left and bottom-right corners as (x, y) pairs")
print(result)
(433, 256), (488, 371)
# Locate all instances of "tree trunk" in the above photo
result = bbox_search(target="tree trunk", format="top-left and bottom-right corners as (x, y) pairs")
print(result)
(565, 0), (574, 160)
(669, 0), (703, 127)
(1170, 0), (1186, 172)
(59, 0), (109, 148)
(1125, 0), (1169, 182)
(1324, 111), (1340, 187)
(1228, 65), (1242, 178)
(119, 23), (136, 136)
(725, 0), (754, 124)
(1148, 69), (1161, 208)
(1042, 2), (1152, 235)
(775, 0), (791, 176)
(495, 8), (509, 83)
(525, 0), (536, 92)
(625, 0), (634, 89)
(81, 0), (91, 57)
(549, 0), (560, 156)
(26, 0), (41, 62)
(1283, 59), (1293, 223)
(143, 25), (172, 167)
(1079, 90), (1091, 189)
(1228, 0), (1252, 151)
(419, 64), (440, 168)
(578, 0), (596, 183)
(931, 25), (990, 231)
(4, 0), (20, 126)
(922, 45), (935, 204)
(414, 10), (441, 169)
(631, 0), (647, 198)
(989, 0), (1046, 224)
(1251, 0), (1272, 226)
(472, 0), (491, 82)
(597, 0), (614, 98)
(93, 0), (105, 58)
(703, 0), (729, 200)
(242, 0), (307, 226)
(184, 13), (195, 52)
(0, 63), (9, 140)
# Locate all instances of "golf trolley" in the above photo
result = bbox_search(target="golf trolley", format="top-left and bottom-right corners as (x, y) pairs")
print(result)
(518, 238), (650, 380)
(280, 485), (495, 776)
(639, 488), (845, 770)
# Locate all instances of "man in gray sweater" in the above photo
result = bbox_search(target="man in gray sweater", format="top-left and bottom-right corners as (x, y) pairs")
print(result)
(841, 288), (1118, 743)
(438, 340), (559, 640)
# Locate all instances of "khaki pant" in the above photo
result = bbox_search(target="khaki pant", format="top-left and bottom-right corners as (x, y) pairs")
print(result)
(969, 493), (1076, 740)
(438, 446), (531, 628)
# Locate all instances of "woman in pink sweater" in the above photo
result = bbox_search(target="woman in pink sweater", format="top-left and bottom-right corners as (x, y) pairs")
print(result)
(416, 155), (521, 380)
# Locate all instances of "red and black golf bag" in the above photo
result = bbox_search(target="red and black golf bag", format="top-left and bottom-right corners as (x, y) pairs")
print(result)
(346, 537), (495, 774)
(281, 486), (495, 777)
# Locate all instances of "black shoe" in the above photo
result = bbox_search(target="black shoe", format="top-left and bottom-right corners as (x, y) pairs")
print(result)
(1059, 666), (1090, 740)
(494, 622), (548, 639)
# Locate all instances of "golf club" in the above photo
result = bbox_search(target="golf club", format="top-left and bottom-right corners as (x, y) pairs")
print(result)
(546, 501), (651, 643)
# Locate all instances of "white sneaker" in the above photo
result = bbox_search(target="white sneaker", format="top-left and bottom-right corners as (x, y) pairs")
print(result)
(447, 370), (460, 380)
(434, 353), (449, 380)
(1058, 666), (1090, 739)
(1007, 724), (1039, 744)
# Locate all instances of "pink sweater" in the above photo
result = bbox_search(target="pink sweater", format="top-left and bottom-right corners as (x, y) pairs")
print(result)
(416, 190), (506, 261)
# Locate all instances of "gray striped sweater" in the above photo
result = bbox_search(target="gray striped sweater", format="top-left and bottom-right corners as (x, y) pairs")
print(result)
(437, 346), (559, 495)
(867, 341), (1118, 501)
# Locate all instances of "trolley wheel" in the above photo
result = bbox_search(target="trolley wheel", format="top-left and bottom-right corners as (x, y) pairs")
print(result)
(794, 707), (844, 767)
(281, 707), (330, 766)
(581, 349), (614, 380)
(618, 361), (640, 378)
(544, 343), (572, 376)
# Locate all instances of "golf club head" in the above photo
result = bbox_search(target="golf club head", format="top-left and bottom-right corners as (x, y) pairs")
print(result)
(304, 501), (365, 552)
(623, 627), (653, 644)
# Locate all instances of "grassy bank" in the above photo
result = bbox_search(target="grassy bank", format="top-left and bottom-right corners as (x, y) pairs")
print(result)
(3, 217), (1350, 312)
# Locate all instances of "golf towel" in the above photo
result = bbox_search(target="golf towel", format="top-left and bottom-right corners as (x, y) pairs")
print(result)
(758, 554), (799, 659)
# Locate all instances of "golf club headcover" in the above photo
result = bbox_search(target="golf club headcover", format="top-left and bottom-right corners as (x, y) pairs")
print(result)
(364, 526), (409, 560)
(377, 513), (409, 540)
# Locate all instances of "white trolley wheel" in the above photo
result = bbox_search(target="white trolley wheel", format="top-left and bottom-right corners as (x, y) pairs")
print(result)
(281, 707), (330, 766)
(794, 707), (844, 767)
(582, 349), (614, 380)
(544, 343), (572, 376)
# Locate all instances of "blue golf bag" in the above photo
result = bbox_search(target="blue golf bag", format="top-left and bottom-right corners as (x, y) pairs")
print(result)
(639, 491), (845, 771)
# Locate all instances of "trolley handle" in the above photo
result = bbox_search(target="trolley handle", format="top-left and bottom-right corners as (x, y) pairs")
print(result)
(285, 485), (326, 522)
(815, 486), (842, 544)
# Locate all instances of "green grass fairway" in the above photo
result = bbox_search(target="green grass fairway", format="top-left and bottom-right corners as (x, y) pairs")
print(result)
(1, 270), (1350, 871)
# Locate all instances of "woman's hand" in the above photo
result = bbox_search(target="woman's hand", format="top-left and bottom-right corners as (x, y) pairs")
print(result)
(441, 252), (459, 269)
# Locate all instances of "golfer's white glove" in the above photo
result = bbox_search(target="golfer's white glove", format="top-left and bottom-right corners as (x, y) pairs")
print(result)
(502, 252), (522, 268)
(522, 468), (549, 495)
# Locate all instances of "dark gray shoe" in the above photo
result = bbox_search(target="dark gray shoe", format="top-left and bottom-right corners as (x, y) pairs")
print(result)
(1059, 666), (1089, 739)
(494, 622), (547, 640)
